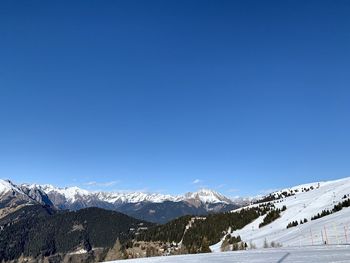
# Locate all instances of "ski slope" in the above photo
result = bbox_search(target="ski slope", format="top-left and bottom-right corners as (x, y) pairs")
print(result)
(106, 245), (350, 262)
(105, 177), (350, 262)
(212, 177), (350, 250)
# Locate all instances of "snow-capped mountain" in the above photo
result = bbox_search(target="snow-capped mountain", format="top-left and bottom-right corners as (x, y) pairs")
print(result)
(0, 179), (239, 223)
(96, 191), (181, 204)
(211, 176), (350, 251)
(26, 184), (90, 202)
(0, 179), (20, 195)
(0, 179), (52, 204)
(184, 189), (233, 204)
(3, 176), (350, 261)
(23, 184), (232, 205)
(0, 179), (53, 219)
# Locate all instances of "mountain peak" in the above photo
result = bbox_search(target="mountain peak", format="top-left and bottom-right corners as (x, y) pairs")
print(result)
(1, 179), (234, 206)
(184, 188), (232, 204)
(21, 184), (90, 202)
(0, 179), (13, 194)
(0, 179), (22, 195)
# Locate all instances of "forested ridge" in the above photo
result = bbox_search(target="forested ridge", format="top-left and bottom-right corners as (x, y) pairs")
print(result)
(0, 205), (152, 261)
(137, 204), (277, 253)
(0, 201), (282, 261)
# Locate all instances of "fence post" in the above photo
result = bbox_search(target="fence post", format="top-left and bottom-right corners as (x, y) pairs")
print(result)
(310, 228), (314, 246)
(344, 226), (348, 244)
(324, 226), (329, 245)
(333, 223), (339, 244)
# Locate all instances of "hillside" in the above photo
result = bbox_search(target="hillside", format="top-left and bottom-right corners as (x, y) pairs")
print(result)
(0, 205), (152, 262)
(136, 205), (267, 253)
(131, 176), (350, 257)
(211, 177), (350, 250)
(2, 176), (350, 262)
(104, 246), (350, 263)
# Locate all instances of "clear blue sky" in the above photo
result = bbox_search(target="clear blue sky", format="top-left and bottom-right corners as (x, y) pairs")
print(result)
(1, 1), (350, 196)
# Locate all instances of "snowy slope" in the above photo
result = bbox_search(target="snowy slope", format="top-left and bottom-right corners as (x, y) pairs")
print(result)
(106, 246), (350, 263)
(0, 179), (21, 195)
(212, 177), (350, 250)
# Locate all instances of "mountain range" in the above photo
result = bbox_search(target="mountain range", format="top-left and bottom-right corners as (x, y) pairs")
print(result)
(0, 179), (244, 223)
(1, 176), (350, 262)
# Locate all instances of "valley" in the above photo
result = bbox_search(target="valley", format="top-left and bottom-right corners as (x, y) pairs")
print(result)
(1, 177), (350, 262)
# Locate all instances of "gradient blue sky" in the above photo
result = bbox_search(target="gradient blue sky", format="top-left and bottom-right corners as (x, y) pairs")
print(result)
(1, 1), (350, 196)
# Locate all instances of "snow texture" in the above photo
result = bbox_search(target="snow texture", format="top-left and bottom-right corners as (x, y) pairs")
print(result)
(214, 177), (350, 249)
(105, 245), (350, 262)
(0, 179), (23, 195)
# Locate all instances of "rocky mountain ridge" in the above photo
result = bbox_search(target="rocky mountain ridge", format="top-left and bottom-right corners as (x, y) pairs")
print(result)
(0, 179), (242, 223)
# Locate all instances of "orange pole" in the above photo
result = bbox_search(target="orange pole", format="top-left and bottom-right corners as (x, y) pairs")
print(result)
(344, 226), (348, 244)
(310, 228), (314, 246)
(324, 226), (329, 245)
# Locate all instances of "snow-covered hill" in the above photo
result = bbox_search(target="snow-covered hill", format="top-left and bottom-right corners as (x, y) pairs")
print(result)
(105, 246), (350, 263)
(211, 177), (350, 250)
